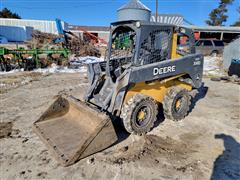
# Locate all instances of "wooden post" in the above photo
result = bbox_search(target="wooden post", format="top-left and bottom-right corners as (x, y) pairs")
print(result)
(220, 32), (224, 41)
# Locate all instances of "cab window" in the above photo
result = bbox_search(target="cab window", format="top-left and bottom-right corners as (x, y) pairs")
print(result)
(203, 40), (213, 46)
(196, 40), (203, 46)
(213, 40), (224, 46)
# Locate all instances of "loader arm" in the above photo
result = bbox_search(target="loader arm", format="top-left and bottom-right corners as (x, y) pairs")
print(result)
(129, 54), (203, 88)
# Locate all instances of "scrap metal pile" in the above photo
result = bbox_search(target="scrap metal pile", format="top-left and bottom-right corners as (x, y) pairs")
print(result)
(0, 30), (101, 72)
(28, 30), (101, 57)
(27, 30), (62, 49)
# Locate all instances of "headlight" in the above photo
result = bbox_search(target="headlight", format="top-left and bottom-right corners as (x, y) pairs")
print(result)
(136, 22), (141, 28)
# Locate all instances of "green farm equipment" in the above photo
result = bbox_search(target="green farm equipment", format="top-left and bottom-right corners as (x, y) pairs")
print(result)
(0, 47), (69, 71)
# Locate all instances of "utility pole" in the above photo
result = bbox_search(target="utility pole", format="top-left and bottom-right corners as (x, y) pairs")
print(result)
(155, 0), (158, 22)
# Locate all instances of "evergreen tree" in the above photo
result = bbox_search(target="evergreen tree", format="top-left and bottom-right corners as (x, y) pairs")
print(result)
(206, 0), (233, 26)
(0, 8), (21, 19)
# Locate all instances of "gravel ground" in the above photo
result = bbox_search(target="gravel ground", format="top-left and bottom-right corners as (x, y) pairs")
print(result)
(0, 72), (239, 180)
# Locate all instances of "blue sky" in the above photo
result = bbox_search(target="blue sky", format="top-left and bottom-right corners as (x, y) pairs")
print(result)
(0, 0), (239, 26)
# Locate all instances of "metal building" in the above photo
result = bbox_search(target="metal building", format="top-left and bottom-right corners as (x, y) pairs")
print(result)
(0, 25), (33, 42)
(117, 0), (151, 22)
(151, 14), (184, 25)
(188, 25), (240, 43)
(0, 18), (68, 34)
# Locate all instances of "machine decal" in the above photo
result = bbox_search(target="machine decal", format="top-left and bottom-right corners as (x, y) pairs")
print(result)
(193, 60), (201, 66)
(153, 66), (176, 76)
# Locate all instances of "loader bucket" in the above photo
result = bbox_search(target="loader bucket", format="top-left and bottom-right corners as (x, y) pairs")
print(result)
(33, 95), (118, 166)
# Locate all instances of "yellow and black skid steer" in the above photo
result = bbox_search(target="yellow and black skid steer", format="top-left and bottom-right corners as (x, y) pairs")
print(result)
(33, 20), (204, 166)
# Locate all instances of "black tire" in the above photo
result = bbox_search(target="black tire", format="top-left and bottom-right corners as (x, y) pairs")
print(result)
(22, 60), (28, 71)
(163, 87), (191, 121)
(0, 63), (6, 71)
(120, 94), (158, 135)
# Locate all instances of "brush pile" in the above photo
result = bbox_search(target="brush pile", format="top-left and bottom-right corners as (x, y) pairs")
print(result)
(27, 30), (101, 57)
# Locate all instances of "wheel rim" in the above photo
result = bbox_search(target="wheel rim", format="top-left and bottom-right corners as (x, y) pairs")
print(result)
(134, 105), (151, 127)
(173, 96), (185, 113)
(176, 99), (181, 109)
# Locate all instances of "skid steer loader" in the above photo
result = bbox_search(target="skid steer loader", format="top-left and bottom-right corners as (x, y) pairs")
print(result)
(33, 20), (204, 166)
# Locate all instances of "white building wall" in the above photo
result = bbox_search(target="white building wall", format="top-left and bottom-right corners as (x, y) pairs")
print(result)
(0, 25), (33, 42)
(0, 18), (68, 34)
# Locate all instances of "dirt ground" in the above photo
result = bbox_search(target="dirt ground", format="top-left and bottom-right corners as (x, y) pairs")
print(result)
(0, 72), (239, 180)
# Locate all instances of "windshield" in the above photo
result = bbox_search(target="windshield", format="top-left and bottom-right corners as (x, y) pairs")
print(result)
(110, 26), (136, 60)
(213, 40), (224, 47)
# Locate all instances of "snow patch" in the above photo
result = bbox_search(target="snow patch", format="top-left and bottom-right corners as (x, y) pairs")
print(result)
(0, 83), (6, 87)
(20, 77), (32, 85)
(0, 56), (104, 75)
(34, 64), (87, 74)
(204, 56), (224, 76)
(69, 56), (104, 68)
(0, 68), (24, 75)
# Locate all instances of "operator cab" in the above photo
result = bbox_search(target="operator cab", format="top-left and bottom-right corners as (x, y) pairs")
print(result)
(107, 21), (196, 81)
(109, 25), (136, 79)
